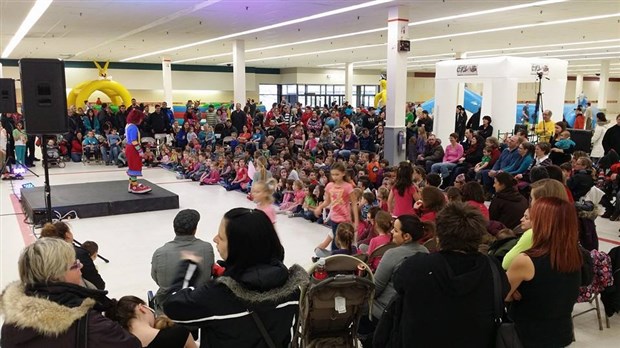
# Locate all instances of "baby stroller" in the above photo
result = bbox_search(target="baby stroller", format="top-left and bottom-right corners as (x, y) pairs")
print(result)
(45, 144), (65, 168)
(293, 255), (375, 348)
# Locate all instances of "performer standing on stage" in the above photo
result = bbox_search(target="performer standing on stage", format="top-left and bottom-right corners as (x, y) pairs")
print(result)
(126, 109), (151, 194)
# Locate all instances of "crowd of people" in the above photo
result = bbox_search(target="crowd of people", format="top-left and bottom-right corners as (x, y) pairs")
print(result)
(1, 95), (620, 347)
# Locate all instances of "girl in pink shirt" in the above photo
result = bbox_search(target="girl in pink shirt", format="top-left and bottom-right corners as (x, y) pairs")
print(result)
(278, 180), (305, 214)
(251, 179), (278, 224)
(200, 163), (221, 185)
(388, 162), (420, 217)
(315, 163), (359, 250)
(366, 210), (393, 271)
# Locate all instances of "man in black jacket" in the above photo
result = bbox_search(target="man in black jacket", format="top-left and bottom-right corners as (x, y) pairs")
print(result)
(230, 103), (246, 133)
(146, 104), (170, 136)
(113, 105), (128, 136)
(602, 114), (620, 155)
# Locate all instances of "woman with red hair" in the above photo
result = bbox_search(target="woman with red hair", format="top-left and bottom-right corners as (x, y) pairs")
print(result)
(506, 197), (583, 348)
(125, 109), (151, 194)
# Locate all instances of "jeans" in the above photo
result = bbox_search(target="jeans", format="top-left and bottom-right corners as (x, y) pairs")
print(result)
(71, 153), (82, 162)
(330, 220), (340, 250)
(431, 162), (457, 179)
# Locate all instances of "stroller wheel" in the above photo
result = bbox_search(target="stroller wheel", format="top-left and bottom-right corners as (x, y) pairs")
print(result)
(58, 161), (66, 168)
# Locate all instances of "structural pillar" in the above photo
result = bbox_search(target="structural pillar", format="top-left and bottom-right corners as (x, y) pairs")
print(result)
(162, 57), (173, 106)
(598, 60), (609, 111)
(385, 5), (409, 166)
(575, 73), (583, 105)
(232, 40), (246, 104)
(345, 62), (353, 106)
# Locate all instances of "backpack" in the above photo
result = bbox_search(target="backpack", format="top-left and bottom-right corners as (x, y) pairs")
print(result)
(577, 249), (613, 302)
(601, 246), (620, 317)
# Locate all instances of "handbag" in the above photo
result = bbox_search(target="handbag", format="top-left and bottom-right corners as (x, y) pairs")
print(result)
(487, 256), (524, 348)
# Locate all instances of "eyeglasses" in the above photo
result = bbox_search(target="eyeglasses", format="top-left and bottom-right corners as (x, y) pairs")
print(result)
(69, 259), (82, 270)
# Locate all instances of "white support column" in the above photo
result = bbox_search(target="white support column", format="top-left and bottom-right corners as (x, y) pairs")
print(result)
(0, 63), (3, 78)
(232, 40), (246, 105)
(598, 60), (610, 111)
(385, 5), (409, 165)
(455, 52), (467, 111)
(345, 63), (353, 106)
(162, 57), (173, 106)
(575, 73), (583, 105)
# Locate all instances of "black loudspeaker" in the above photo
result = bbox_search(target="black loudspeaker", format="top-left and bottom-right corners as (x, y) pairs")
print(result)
(19, 58), (68, 134)
(0, 78), (17, 113)
(568, 129), (593, 153)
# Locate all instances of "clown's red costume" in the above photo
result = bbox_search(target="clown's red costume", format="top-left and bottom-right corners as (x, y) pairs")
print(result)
(125, 109), (151, 194)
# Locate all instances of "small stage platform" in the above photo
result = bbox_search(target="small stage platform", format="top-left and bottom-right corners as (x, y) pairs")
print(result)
(21, 180), (179, 225)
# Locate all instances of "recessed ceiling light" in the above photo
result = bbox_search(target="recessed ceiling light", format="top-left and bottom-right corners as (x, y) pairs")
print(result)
(121, 0), (394, 62)
(1, 0), (53, 58)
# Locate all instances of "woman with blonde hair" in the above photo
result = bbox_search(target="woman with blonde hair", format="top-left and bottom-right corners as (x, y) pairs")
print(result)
(0, 238), (140, 347)
(40, 221), (105, 290)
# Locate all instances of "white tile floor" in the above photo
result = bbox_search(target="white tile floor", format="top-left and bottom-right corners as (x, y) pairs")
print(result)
(2, 159), (620, 346)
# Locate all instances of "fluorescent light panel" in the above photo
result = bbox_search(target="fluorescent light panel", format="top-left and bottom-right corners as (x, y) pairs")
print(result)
(411, 13), (620, 43)
(409, 0), (567, 27)
(169, 0), (565, 64)
(466, 38), (620, 55)
(469, 45), (620, 58)
(121, 0), (394, 62)
(222, 43), (387, 65)
(1, 0), (53, 58)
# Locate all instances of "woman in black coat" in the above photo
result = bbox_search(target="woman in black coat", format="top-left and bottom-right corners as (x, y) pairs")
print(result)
(477, 115), (494, 140)
(376, 202), (510, 348)
(567, 157), (595, 201)
(549, 122), (574, 165)
(163, 208), (308, 348)
(489, 172), (529, 229)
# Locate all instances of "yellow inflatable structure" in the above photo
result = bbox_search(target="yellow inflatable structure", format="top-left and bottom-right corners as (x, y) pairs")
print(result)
(374, 77), (387, 108)
(67, 61), (132, 108)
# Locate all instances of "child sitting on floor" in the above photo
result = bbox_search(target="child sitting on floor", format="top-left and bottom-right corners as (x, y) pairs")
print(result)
(314, 222), (358, 258)
(200, 163), (221, 185)
(278, 179), (305, 215)
(290, 184), (317, 220)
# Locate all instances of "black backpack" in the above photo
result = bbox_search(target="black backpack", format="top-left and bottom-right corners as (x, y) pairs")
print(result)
(601, 246), (620, 317)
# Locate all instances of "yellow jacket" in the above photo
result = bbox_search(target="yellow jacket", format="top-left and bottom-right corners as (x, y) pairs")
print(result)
(535, 120), (555, 143)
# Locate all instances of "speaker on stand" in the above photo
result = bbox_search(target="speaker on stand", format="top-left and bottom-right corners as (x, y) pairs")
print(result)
(19, 58), (69, 224)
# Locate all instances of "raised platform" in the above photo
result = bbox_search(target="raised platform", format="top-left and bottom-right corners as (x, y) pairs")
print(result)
(21, 180), (179, 225)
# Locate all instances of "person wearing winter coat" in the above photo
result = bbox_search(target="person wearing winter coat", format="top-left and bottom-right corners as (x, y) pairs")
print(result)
(374, 202), (510, 348)
(0, 238), (140, 348)
(602, 114), (620, 156)
(416, 134), (444, 174)
(489, 172), (529, 229)
(163, 207), (308, 347)
(591, 112), (611, 162)
(567, 157), (595, 201)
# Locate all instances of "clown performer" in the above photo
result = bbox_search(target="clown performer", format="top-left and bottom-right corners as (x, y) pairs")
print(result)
(125, 109), (152, 194)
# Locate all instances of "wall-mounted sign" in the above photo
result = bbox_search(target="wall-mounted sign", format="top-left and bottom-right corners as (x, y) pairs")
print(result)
(531, 64), (549, 75)
(456, 64), (478, 76)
